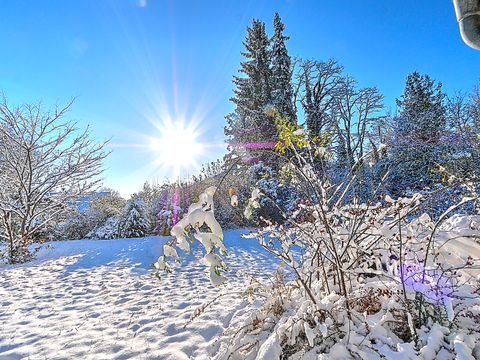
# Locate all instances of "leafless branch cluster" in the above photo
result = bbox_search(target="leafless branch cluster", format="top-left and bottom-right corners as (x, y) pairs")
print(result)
(294, 59), (384, 177)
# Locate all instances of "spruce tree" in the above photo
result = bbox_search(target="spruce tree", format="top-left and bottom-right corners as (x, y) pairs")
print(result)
(271, 13), (295, 121)
(390, 71), (446, 191)
(224, 19), (275, 167)
(119, 199), (150, 238)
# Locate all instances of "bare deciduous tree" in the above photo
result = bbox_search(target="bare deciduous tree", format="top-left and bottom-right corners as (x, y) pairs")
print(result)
(295, 59), (343, 137)
(0, 97), (109, 263)
(334, 78), (383, 171)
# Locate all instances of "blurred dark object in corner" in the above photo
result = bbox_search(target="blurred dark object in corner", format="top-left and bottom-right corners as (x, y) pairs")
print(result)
(453, 0), (480, 49)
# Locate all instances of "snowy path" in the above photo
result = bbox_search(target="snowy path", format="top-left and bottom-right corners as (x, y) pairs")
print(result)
(0, 230), (277, 360)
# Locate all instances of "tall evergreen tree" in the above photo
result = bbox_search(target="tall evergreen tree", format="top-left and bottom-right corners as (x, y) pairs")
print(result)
(224, 19), (275, 167)
(396, 72), (445, 139)
(271, 13), (295, 121)
(390, 72), (447, 191)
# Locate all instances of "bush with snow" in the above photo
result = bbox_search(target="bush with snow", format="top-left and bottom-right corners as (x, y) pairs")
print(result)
(86, 216), (120, 240)
(154, 186), (228, 285)
(187, 131), (480, 358)
(214, 186), (480, 359)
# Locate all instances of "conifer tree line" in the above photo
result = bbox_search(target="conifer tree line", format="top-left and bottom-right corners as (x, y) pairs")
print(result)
(225, 13), (480, 204)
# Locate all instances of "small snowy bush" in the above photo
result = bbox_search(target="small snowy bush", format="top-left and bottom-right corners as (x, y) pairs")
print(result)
(86, 216), (120, 240)
(154, 186), (228, 285)
(214, 188), (480, 359)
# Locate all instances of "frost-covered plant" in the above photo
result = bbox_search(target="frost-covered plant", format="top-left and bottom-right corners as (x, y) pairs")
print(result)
(216, 186), (480, 359)
(154, 186), (228, 285)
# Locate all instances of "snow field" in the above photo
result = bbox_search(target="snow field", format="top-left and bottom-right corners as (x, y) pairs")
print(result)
(0, 231), (276, 360)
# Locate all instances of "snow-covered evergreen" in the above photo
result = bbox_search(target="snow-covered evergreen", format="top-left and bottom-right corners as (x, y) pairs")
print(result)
(271, 13), (295, 122)
(390, 72), (448, 191)
(224, 18), (276, 167)
(119, 199), (150, 238)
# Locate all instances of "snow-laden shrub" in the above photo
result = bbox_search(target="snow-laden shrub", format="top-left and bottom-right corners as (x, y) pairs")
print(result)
(154, 186), (228, 285)
(119, 199), (150, 238)
(186, 169), (245, 229)
(214, 191), (480, 359)
(85, 216), (120, 240)
(245, 163), (299, 225)
(211, 129), (480, 358)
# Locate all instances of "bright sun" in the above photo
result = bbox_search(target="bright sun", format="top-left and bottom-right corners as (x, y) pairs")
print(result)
(149, 120), (203, 175)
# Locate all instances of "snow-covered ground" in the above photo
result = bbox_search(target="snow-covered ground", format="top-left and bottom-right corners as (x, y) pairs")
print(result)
(1, 219), (480, 360)
(0, 230), (277, 360)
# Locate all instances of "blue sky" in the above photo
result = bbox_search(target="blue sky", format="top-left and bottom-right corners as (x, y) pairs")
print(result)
(1, 1), (478, 196)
